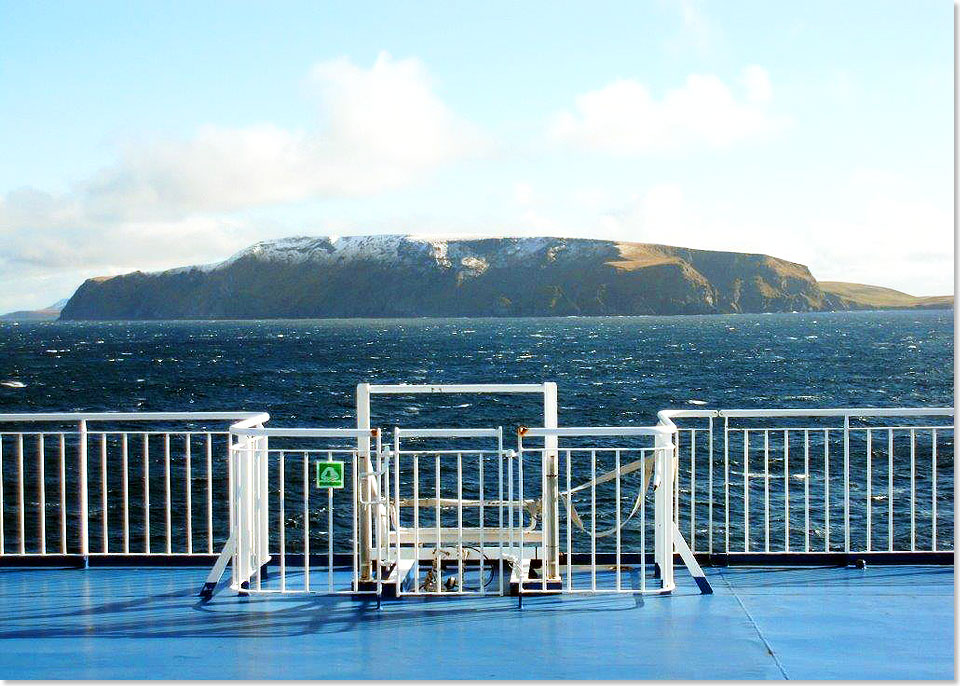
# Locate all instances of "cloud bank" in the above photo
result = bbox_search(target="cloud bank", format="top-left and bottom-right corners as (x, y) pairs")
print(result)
(548, 66), (783, 154)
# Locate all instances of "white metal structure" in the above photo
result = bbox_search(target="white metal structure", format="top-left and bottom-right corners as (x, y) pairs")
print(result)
(355, 383), (559, 584)
(0, 399), (951, 604)
(516, 426), (709, 594)
(220, 426), (384, 596)
(0, 412), (267, 562)
(389, 427), (507, 596)
(660, 408), (954, 558)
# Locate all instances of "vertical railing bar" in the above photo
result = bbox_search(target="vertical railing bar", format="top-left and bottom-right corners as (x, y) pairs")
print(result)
(708, 417), (714, 555)
(185, 434), (192, 555)
(100, 433), (108, 553)
(328, 450), (334, 593)
(783, 429), (789, 552)
(435, 450), (441, 593)
(824, 429), (830, 552)
(351, 449), (358, 595)
(164, 433), (171, 555)
(479, 438), (487, 596)
(394, 436), (402, 597)
(724, 417), (729, 553)
(910, 429), (916, 551)
(254, 439), (263, 593)
(143, 433), (150, 554)
(931, 429), (937, 551)
(0, 436), (4, 554)
(540, 440), (547, 593)
(17, 434), (25, 554)
(590, 448), (596, 592)
(640, 447), (646, 593)
(59, 434), (66, 554)
(497, 439), (503, 596)
(866, 429), (872, 552)
(413, 448), (420, 593)
(38, 433), (46, 555)
(303, 450), (310, 593)
(206, 433), (213, 555)
(457, 450), (463, 593)
(279, 449), (285, 592)
(518, 443), (524, 597)
(122, 433), (129, 554)
(763, 430), (769, 552)
(79, 422), (89, 561)
(804, 430), (810, 552)
(690, 430), (696, 551)
(743, 429), (749, 553)
(615, 448), (621, 592)
(674, 432), (680, 533)
(887, 429), (893, 552)
(843, 415), (850, 554)
(566, 447), (572, 592)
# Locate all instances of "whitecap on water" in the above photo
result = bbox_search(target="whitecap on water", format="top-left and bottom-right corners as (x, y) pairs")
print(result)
(687, 399), (707, 405)
(2, 380), (26, 388)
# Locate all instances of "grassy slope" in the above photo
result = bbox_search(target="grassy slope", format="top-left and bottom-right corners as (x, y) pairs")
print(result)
(820, 281), (953, 309)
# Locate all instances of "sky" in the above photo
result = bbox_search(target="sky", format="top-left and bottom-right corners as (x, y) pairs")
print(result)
(0, 0), (953, 311)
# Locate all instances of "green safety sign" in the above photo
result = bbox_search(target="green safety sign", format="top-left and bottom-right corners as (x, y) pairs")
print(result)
(316, 461), (345, 489)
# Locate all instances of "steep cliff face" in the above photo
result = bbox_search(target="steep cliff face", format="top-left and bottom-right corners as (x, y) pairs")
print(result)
(60, 235), (836, 320)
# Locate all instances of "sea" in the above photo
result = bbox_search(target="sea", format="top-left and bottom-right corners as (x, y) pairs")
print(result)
(0, 309), (953, 554)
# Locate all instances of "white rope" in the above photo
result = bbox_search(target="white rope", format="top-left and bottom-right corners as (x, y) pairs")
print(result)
(561, 454), (654, 538)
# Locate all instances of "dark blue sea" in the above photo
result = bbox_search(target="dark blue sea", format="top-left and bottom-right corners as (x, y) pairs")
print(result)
(0, 310), (954, 555)
(2, 310), (953, 421)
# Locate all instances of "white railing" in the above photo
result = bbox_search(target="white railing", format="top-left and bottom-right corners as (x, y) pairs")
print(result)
(658, 408), (955, 557)
(0, 412), (268, 561)
(515, 426), (701, 594)
(227, 426), (382, 595)
(390, 427), (507, 597)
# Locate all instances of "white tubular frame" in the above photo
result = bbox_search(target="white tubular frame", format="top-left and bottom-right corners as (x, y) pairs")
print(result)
(356, 383), (559, 581)
(225, 427), (381, 596)
(518, 425), (711, 595)
(391, 426), (506, 596)
(658, 407), (954, 558)
(0, 412), (268, 564)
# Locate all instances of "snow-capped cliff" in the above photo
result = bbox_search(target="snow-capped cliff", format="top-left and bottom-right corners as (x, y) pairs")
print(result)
(61, 234), (838, 319)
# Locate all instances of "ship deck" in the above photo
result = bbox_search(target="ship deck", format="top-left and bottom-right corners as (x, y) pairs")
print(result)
(0, 564), (952, 680)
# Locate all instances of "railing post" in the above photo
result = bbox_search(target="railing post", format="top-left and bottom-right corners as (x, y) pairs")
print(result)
(654, 427), (675, 588)
(542, 382), (560, 581)
(356, 383), (374, 582)
(78, 420), (89, 566)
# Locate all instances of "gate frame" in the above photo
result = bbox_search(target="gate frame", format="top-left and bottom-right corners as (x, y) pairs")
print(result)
(356, 383), (559, 582)
(390, 426), (508, 596)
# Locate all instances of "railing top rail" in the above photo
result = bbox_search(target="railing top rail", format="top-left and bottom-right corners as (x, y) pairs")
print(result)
(520, 426), (670, 438)
(394, 427), (501, 438)
(657, 407), (954, 426)
(0, 411), (269, 424)
(232, 427), (373, 439)
(365, 383), (549, 394)
(717, 407), (954, 419)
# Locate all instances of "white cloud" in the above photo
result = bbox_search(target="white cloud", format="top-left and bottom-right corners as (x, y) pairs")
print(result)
(596, 172), (953, 295)
(0, 53), (486, 310)
(548, 66), (784, 154)
(513, 182), (535, 206)
(83, 52), (486, 218)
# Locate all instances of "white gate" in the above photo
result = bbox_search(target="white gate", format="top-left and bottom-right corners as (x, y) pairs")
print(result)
(387, 427), (510, 596)
(217, 426), (387, 596)
(204, 382), (712, 600)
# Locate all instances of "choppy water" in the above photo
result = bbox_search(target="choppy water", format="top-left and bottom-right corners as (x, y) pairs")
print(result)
(0, 310), (953, 555)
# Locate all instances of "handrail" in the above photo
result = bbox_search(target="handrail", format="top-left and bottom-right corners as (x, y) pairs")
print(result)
(0, 411), (270, 424)
(521, 426), (672, 437)
(231, 427), (370, 439)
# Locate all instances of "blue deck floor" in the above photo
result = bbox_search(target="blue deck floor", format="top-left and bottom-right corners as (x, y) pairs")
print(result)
(0, 564), (953, 679)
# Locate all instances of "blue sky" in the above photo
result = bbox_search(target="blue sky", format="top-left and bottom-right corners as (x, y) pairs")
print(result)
(0, 0), (952, 310)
